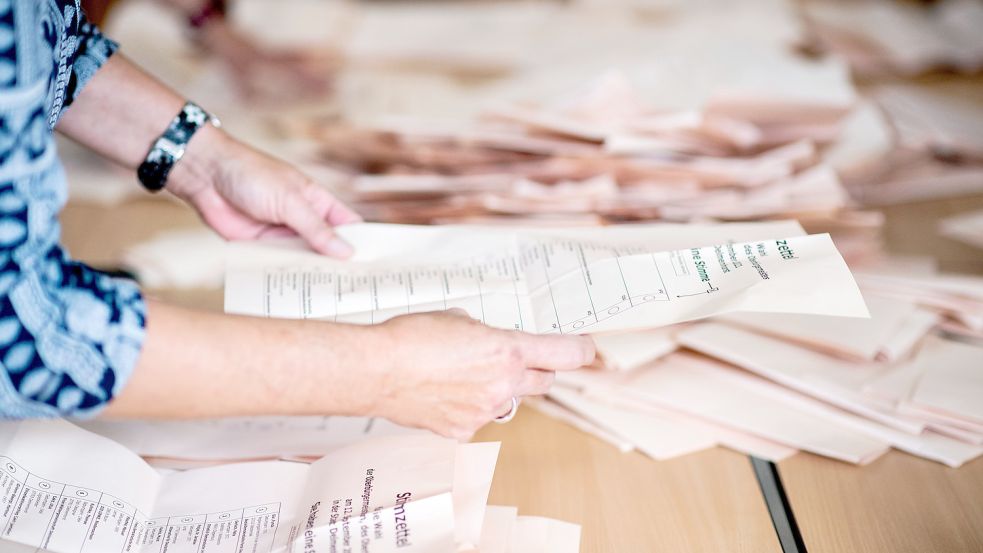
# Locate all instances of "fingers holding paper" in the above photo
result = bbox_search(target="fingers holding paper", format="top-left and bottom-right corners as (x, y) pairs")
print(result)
(165, 128), (363, 259)
(371, 311), (595, 440)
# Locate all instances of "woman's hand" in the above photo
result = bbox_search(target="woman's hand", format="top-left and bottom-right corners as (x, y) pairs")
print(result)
(367, 310), (596, 440)
(57, 55), (360, 257)
(167, 126), (362, 258)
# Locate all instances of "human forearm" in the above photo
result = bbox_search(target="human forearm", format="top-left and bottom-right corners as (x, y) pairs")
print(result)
(103, 302), (595, 439)
(56, 54), (203, 172)
(104, 299), (384, 419)
(56, 52), (360, 256)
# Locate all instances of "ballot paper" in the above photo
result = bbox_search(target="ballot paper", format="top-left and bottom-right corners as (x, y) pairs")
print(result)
(122, 229), (228, 289)
(78, 416), (421, 461)
(548, 386), (719, 460)
(854, 271), (983, 334)
(869, 336), (983, 428)
(557, 352), (892, 464)
(0, 420), (498, 553)
(592, 327), (680, 371)
(525, 397), (636, 453)
(677, 322), (923, 433)
(716, 294), (926, 361)
(509, 516), (582, 553)
(473, 506), (517, 553)
(673, 327), (983, 466)
(465, 506), (581, 553)
(224, 223), (868, 334)
(546, 379), (798, 462)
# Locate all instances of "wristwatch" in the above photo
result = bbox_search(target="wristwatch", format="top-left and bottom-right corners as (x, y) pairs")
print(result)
(137, 101), (221, 192)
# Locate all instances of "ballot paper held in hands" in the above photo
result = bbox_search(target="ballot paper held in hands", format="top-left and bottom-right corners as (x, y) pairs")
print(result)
(224, 223), (868, 334)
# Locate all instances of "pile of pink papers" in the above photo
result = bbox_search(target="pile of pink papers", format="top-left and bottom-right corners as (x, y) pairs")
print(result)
(294, 72), (859, 228)
(538, 268), (983, 467)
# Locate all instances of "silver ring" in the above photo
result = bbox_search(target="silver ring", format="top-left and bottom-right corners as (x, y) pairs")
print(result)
(494, 397), (519, 424)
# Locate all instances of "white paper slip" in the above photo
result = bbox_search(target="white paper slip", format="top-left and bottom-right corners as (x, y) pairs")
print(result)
(571, 352), (891, 464)
(907, 337), (983, 425)
(510, 515), (582, 553)
(677, 322), (925, 434)
(78, 415), (422, 461)
(700, 354), (983, 467)
(579, 388), (799, 462)
(593, 327), (680, 371)
(0, 419), (496, 553)
(227, 221), (809, 273)
(452, 442), (501, 547)
(716, 294), (922, 361)
(473, 506), (518, 553)
(525, 397), (635, 453)
(225, 223), (867, 334)
(548, 387), (719, 461)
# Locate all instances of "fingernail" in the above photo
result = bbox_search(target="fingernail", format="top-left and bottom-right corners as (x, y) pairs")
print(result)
(324, 237), (354, 258)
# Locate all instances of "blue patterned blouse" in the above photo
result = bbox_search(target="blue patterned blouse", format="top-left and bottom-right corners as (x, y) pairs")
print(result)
(0, 0), (145, 419)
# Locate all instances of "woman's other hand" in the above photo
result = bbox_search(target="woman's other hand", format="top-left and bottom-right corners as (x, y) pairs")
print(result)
(167, 126), (362, 258)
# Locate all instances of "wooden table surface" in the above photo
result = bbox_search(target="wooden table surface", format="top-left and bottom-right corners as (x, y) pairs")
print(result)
(476, 409), (781, 553)
(60, 197), (983, 552)
(779, 452), (983, 553)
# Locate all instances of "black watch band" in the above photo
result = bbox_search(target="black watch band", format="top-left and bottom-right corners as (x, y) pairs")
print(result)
(137, 102), (218, 192)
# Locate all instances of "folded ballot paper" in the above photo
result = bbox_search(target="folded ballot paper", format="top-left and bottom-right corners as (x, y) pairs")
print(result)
(223, 222), (869, 332)
(0, 420), (579, 553)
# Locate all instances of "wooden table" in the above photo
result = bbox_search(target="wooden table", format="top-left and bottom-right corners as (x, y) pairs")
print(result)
(60, 197), (983, 552)
(476, 409), (781, 553)
(780, 452), (983, 553)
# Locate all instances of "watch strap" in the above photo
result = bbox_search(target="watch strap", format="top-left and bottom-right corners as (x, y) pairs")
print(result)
(137, 102), (214, 192)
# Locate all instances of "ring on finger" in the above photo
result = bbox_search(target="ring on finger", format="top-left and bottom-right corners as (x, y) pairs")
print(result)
(493, 396), (520, 424)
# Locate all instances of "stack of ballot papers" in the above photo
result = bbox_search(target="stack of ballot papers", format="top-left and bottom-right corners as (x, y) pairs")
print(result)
(844, 84), (983, 206)
(538, 276), (983, 467)
(294, 71), (858, 227)
(802, 0), (983, 77)
(0, 419), (580, 553)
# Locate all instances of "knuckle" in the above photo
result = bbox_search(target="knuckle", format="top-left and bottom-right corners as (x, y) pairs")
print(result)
(491, 338), (524, 369)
